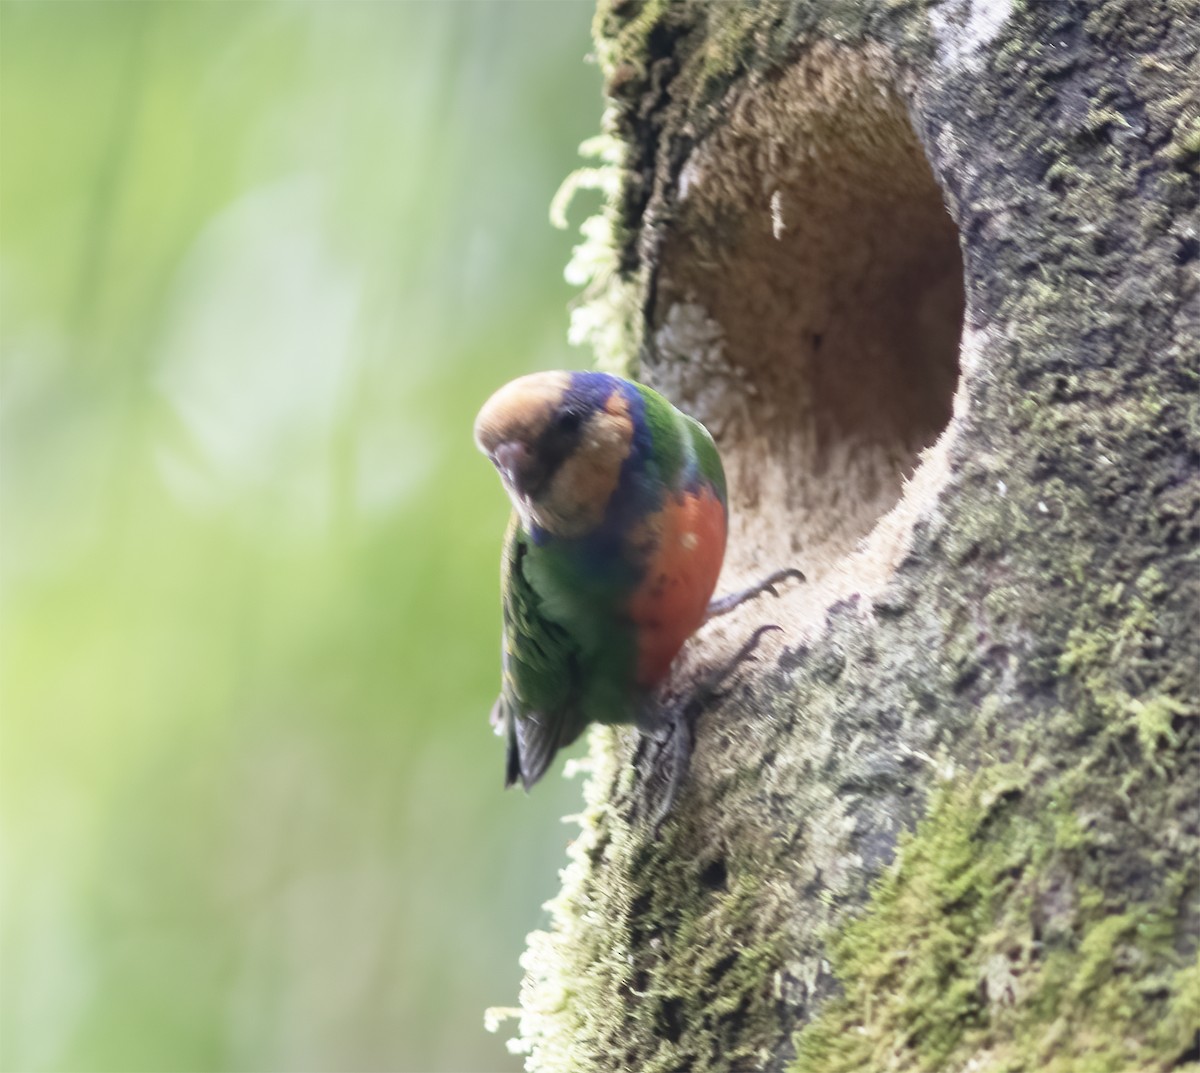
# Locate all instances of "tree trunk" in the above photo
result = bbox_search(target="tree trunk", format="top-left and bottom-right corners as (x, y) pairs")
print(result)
(506, 2), (1199, 1070)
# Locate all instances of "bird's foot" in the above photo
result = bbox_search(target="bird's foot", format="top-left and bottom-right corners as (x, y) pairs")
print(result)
(703, 568), (805, 623)
(700, 623), (782, 702)
(642, 624), (782, 833)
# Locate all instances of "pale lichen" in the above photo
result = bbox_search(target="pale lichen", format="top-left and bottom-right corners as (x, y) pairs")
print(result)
(550, 122), (642, 376)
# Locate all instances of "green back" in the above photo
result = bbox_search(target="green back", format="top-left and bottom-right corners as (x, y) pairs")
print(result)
(633, 382), (727, 504)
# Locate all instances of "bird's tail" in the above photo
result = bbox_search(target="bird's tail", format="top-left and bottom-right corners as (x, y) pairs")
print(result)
(511, 712), (561, 791)
(493, 695), (589, 791)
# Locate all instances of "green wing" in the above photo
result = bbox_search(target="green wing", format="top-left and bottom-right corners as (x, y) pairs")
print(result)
(491, 514), (588, 789)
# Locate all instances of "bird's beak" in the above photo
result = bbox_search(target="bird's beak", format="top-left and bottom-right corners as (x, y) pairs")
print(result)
(491, 440), (536, 499)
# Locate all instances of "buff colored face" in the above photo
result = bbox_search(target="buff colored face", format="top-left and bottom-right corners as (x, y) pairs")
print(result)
(474, 372), (635, 538)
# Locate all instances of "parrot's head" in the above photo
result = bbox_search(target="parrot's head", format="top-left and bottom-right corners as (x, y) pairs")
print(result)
(474, 371), (635, 538)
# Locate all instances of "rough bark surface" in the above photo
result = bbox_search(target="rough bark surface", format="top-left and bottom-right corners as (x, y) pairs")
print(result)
(506, 2), (1199, 1071)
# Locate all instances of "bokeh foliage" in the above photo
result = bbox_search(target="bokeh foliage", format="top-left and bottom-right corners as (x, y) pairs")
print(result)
(0, 3), (599, 1070)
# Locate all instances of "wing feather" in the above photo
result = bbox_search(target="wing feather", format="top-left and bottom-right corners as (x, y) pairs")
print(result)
(490, 515), (587, 789)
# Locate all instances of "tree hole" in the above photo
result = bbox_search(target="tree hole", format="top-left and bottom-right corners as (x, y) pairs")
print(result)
(645, 44), (966, 637)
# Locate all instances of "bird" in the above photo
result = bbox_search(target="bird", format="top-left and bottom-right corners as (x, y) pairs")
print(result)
(474, 370), (802, 815)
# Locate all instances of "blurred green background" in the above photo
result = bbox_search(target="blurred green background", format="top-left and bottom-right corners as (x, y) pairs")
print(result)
(0, 3), (601, 1070)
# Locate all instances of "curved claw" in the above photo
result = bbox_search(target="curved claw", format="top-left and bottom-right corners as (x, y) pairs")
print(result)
(704, 568), (806, 622)
(708, 623), (781, 694)
(773, 568), (807, 586)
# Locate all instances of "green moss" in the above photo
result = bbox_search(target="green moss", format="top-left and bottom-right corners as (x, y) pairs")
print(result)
(592, 0), (672, 91)
(507, 730), (802, 1072)
(1129, 693), (1188, 758)
(594, 0), (794, 120)
(791, 769), (1026, 1072)
(1161, 958), (1200, 1060)
(792, 762), (1198, 1073)
(692, 1), (780, 88)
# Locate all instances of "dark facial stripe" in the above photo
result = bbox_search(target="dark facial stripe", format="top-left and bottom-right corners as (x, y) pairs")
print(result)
(528, 372), (628, 496)
(530, 401), (589, 496)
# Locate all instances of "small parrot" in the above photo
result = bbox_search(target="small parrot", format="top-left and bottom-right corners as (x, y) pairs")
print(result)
(474, 370), (800, 810)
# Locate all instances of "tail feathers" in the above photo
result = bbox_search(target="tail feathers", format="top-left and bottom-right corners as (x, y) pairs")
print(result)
(493, 695), (587, 791)
(496, 696), (590, 787)
(512, 713), (560, 791)
(504, 723), (522, 788)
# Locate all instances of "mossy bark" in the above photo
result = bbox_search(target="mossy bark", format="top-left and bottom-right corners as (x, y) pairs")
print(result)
(507, 2), (1199, 1071)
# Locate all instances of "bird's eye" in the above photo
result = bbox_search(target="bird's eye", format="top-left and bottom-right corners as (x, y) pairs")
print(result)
(556, 408), (583, 433)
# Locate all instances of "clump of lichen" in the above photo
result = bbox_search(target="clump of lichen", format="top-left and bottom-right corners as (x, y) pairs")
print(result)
(550, 121), (642, 376)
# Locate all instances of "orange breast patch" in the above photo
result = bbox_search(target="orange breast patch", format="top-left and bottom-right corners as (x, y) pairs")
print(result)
(626, 485), (727, 687)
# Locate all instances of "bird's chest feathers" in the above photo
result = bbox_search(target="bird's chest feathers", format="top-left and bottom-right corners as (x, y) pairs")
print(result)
(524, 478), (726, 689)
(625, 484), (727, 687)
